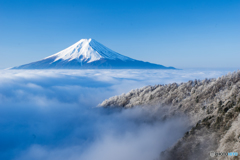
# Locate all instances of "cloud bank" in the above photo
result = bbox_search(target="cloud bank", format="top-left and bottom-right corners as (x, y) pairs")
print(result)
(0, 69), (235, 160)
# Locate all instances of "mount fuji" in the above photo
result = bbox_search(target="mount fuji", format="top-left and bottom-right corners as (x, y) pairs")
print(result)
(12, 39), (176, 69)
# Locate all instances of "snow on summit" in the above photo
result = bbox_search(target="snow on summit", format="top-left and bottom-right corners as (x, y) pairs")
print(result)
(12, 38), (176, 69)
(46, 38), (132, 63)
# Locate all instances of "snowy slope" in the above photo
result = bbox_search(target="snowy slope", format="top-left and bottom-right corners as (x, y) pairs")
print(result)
(12, 38), (176, 69)
(45, 38), (133, 63)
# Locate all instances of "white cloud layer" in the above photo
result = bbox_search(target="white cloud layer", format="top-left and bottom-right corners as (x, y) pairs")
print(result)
(0, 69), (235, 160)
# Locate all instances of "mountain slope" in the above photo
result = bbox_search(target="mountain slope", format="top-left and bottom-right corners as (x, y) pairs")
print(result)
(12, 39), (175, 69)
(100, 71), (240, 160)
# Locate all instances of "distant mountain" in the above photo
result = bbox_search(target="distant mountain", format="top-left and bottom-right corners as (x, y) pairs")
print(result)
(12, 38), (176, 69)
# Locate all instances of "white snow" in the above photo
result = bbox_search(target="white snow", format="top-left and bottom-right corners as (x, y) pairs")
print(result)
(44, 38), (133, 63)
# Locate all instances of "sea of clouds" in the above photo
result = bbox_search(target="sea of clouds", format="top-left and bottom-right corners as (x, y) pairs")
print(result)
(0, 69), (236, 160)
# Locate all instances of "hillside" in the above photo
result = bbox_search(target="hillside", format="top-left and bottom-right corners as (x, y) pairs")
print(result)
(100, 71), (240, 160)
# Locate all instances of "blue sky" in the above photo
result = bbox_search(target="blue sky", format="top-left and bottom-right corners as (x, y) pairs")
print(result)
(0, 0), (239, 69)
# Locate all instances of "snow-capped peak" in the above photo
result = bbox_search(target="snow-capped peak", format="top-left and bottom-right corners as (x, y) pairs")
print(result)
(45, 38), (133, 63)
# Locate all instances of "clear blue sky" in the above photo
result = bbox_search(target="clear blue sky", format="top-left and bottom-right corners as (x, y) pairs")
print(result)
(0, 0), (239, 69)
